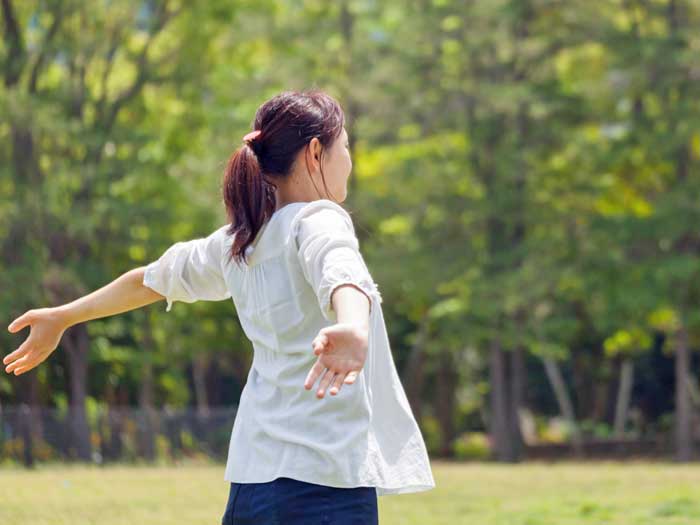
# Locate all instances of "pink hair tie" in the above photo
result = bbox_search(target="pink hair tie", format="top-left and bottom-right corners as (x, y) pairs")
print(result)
(243, 130), (261, 142)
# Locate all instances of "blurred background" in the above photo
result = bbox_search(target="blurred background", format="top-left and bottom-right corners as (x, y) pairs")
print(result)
(1, 1), (700, 523)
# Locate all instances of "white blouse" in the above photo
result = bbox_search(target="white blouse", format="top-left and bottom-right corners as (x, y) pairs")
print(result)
(142, 199), (435, 496)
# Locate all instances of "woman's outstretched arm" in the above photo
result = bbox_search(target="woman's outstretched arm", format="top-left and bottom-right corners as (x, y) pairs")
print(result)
(304, 284), (372, 398)
(53, 267), (165, 326)
(4, 267), (165, 376)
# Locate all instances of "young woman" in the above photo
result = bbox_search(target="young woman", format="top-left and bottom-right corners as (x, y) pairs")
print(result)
(4, 89), (435, 524)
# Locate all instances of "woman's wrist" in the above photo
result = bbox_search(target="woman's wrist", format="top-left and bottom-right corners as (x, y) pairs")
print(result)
(353, 322), (369, 336)
(331, 284), (371, 331)
(347, 322), (369, 349)
(54, 304), (80, 330)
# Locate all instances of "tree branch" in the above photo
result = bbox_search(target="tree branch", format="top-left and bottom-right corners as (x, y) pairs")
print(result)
(2, 0), (26, 87)
(95, 20), (129, 125)
(78, 1), (185, 197)
(102, 1), (183, 133)
(27, 3), (65, 94)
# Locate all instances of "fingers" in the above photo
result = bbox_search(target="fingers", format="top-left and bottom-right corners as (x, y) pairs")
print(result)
(304, 365), (360, 398)
(8, 311), (33, 333)
(10, 362), (36, 375)
(5, 353), (33, 375)
(304, 358), (326, 390)
(5, 314), (35, 375)
(311, 333), (329, 356)
(316, 369), (335, 399)
(320, 370), (361, 397)
(8, 364), (33, 376)
(329, 373), (345, 396)
(3, 341), (30, 366)
(305, 329), (363, 397)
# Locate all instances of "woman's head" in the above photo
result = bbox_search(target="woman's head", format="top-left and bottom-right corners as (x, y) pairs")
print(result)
(222, 89), (351, 265)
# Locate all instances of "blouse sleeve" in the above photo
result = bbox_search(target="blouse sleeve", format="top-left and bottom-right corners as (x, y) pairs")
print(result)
(293, 200), (382, 323)
(143, 225), (232, 312)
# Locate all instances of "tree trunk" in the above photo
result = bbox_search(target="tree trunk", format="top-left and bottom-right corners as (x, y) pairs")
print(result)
(15, 370), (42, 468)
(613, 358), (634, 438)
(17, 370), (44, 449)
(192, 354), (211, 418)
(106, 385), (128, 462)
(138, 317), (156, 461)
(107, 406), (124, 462)
(138, 363), (156, 461)
(508, 344), (526, 459)
(591, 371), (612, 423)
(675, 323), (692, 462)
(490, 339), (515, 461)
(542, 357), (583, 456)
(489, 339), (526, 462)
(435, 348), (458, 456)
(63, 323), (92, 461)
(403, 314), (430, 424)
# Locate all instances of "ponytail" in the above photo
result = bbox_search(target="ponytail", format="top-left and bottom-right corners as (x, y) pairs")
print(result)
(222, 139), (277, 266)
(221, 89), (346, 266)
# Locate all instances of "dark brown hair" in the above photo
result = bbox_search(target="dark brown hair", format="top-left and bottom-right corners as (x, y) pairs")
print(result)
(222, 89), (345, 266)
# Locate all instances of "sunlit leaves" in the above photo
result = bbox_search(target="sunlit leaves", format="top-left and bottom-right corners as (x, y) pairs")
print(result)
(603, 328), (652, 358)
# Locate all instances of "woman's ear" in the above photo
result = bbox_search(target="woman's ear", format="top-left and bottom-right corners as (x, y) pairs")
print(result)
(305, 138), (323, 172)
(310, 137), (322, 161)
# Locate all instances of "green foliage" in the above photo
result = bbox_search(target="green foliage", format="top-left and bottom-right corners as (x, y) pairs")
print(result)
(452, 431), (491, 460)
(421, 414), (443, 456)
(1, 0), (699, 458)
(603, 328), (652, 358)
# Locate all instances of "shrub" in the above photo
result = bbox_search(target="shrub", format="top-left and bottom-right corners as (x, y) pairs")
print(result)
(420, 415), (443, 456)
(452, 431), (491, 460)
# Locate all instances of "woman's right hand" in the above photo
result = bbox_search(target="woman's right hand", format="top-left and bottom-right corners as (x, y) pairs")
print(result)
(304, 323), (369, 399)
(4, 308), (68, 376)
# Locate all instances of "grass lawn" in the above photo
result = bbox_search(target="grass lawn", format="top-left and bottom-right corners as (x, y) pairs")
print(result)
(1, 459), (699, 524)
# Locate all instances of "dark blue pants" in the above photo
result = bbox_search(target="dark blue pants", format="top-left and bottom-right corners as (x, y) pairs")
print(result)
(220, 476), (378, 524)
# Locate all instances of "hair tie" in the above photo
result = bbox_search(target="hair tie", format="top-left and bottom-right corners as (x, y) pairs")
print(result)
(243, 130), (262, 143)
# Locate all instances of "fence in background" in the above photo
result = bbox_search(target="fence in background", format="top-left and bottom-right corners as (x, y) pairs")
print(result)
(0, 404), (688, 466)
(0, 404), (238, 466)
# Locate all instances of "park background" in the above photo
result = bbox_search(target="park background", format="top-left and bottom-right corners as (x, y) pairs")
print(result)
(1, 1), (700, 524)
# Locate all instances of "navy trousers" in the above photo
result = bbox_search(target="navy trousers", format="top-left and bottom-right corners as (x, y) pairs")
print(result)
(220, 476), (378, 525)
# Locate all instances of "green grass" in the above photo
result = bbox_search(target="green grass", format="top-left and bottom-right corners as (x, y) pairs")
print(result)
(1, 459), (700, 524)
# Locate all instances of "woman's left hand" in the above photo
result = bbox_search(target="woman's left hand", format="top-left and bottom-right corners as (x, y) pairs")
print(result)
(304, 323), (369, 399)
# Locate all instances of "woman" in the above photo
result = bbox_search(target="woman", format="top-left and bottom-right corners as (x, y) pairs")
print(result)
(4, 89), (435, 524)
